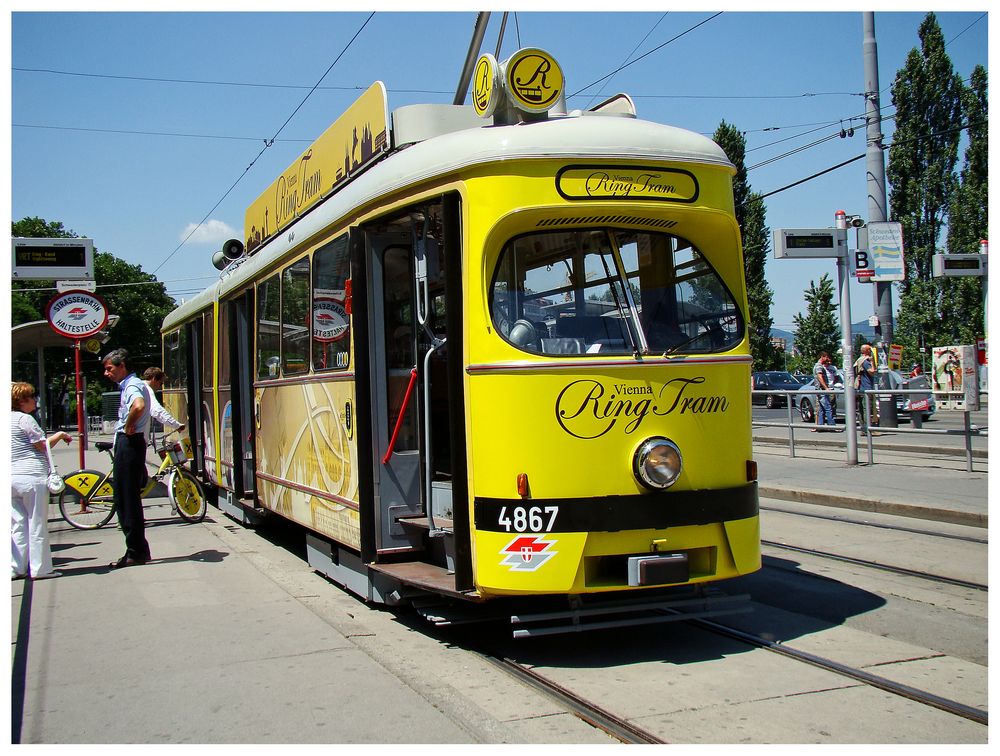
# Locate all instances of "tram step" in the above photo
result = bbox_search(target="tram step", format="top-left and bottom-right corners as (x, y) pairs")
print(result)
(369, 561), (481, 602)
(397, 515), (454, 532)
(397, 516), (455, 570)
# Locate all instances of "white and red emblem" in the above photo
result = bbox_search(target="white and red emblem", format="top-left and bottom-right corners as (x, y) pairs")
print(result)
(313, 298), (349, 342)
(499, 535), (557, 572)
(45, 290), (109, 339)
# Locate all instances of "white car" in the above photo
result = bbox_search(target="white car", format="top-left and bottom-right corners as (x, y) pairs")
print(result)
(796, 369), (935, 423)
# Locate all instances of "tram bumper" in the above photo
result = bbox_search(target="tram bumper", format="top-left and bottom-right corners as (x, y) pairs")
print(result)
(472, 481), (760, 596)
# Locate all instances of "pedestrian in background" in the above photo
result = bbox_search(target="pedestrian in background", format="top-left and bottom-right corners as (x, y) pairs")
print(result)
(102, 348), (151, 569)
(11, 382), (72, 580)
(854, 344), (879, 434)
(141, 367), (185, 444)
(812, 351), (838, 431)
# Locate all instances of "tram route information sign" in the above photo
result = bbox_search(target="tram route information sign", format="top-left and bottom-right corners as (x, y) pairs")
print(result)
(12, 237), (95, 280)
(773, 228), (848, 259)
(45, 290), (109, 339)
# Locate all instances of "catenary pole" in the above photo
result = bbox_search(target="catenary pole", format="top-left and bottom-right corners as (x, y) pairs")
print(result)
(863, 11), (898, 427)
(836, 212), (859, 464)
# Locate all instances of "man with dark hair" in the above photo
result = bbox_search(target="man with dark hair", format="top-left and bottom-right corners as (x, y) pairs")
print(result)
(141, 367), (184, 444)
(103, 348), (151, 569)
(812, 350), (838, 432)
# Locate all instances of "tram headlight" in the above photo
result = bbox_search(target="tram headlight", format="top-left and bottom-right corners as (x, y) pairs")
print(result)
(632, 437), (683, 490)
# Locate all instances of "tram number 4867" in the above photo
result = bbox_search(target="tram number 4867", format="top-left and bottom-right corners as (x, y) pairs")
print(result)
(497, 505), (559, 533)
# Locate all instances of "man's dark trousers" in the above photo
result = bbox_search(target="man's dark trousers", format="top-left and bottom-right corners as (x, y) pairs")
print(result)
(113, 433), (150, 560)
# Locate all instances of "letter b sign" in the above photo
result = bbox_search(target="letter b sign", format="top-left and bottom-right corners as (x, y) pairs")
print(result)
(854, 249), (873, 279)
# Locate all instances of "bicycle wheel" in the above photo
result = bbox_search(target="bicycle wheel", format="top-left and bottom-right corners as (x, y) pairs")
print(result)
(169, 469), (207, 523)
(59, 469), (117, 529)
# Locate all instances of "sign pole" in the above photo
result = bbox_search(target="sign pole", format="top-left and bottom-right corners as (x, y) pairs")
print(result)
(45, 288), (109, 469)
(836, 212), (858, 464)
(74, 339), (86, 468)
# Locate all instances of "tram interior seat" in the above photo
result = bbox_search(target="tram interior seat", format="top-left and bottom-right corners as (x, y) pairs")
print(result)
(555, 314), (627, 344)
(541, 337), (586, 354)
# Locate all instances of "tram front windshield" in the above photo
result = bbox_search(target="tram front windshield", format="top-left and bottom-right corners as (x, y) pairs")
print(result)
(490, 229), (743, 356)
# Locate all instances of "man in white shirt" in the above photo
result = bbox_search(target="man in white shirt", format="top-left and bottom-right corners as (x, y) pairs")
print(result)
(141, 367), (185, 442)
(103, 348), (151, 568)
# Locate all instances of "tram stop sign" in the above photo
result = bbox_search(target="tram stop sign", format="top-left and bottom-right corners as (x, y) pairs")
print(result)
(46, 289), (109, 339)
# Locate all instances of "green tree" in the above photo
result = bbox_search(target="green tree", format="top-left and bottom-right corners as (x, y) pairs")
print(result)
(942, 64), (988, 346)
(887, 13), (965, 351)
(790, 274), (840, 372)
(713, 121), (778, 370)
(12, 216), (177, 414)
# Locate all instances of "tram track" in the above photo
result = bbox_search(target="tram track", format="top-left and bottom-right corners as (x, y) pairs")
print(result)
(688, 617), (989, 727)
(761, 539), (988, 592)
(481, 654), (666, 744)
(760, 503), (988, 544)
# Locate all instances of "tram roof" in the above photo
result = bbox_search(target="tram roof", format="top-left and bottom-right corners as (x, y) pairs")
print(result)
(163, 114), (733, 330)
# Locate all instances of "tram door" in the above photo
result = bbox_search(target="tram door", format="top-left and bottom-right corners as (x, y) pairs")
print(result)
(231, 292), (257, 498)
(365, 230), (424, 552)
(186, 318), (205, 476)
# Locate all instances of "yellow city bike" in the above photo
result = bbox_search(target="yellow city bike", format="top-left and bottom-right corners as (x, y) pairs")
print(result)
(58, 433), (207, 529)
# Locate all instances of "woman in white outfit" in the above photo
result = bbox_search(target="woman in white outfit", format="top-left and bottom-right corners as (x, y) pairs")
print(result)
(11, 381), (72, 579)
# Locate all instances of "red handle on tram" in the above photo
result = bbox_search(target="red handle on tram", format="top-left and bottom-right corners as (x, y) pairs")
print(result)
(383, 367), (418, 464)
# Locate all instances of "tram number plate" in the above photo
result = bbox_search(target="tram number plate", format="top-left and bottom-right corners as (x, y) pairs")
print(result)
(497, 505), (559, 533)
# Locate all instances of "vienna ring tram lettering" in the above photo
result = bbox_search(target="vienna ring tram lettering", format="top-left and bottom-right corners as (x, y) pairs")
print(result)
(556, 164), (700, 203)
(555, 378), (730, 439)
(158, 46), (760, 637)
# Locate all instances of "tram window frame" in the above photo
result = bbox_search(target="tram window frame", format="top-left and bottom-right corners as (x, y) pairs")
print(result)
(489, 228), (744, 357)
(218, 301), (231, 388)
(256, 274), (281, 378)
(312, 234), (352, 372)
(281, 257), (311, 376)
(164, 330), (180, 388)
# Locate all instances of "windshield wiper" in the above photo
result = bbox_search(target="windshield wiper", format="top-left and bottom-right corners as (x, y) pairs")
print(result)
(662, 330), (708, 356)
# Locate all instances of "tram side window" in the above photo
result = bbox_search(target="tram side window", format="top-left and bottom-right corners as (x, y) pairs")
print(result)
(218, 303), (230, 388)
(312, 235), (351, 371)
(202, 310), (214, 388)
(164, 331), (180, 388)
(177, 327), (188, 387)
(257, 275), (281, 378)
(282, 258), (310, 375)
(490, 228), (743, 356)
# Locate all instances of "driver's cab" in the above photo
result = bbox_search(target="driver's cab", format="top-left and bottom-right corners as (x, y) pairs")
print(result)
(490, 227), (743, 358)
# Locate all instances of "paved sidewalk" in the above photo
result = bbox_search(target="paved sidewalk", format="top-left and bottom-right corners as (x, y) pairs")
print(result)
(12, 429), (987, 743)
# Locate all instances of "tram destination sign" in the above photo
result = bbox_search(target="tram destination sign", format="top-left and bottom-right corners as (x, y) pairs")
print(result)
(773, 228), (848, 259)
(12, 237), (95, 280)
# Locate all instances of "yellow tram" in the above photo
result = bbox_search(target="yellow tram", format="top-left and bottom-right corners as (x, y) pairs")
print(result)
(161, 49), (760, 633)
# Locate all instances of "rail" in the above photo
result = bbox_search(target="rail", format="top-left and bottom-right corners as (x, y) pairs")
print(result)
(751, 388), (987, 472)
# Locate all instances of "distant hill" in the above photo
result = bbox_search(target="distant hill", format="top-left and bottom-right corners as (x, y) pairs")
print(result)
(771, 321), (879, 353)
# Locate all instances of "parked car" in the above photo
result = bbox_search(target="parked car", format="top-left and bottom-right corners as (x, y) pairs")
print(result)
(796, 369), (936, 423)
(751, 371), (806, 409)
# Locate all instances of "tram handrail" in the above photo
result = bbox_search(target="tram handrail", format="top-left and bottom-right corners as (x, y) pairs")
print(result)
(383, 367), (419, 465)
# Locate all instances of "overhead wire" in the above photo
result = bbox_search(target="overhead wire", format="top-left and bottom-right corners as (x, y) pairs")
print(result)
(13, 122), (313, 143)
(149, 11), (375, 275)
(582, 12), (669, 110)
(749, 117), (982, 203)
(568, 12), (723, 100)
(12, 66), (448, 95)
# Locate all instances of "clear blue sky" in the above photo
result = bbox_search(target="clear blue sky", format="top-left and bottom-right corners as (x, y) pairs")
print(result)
(9, 9), (989, 332)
